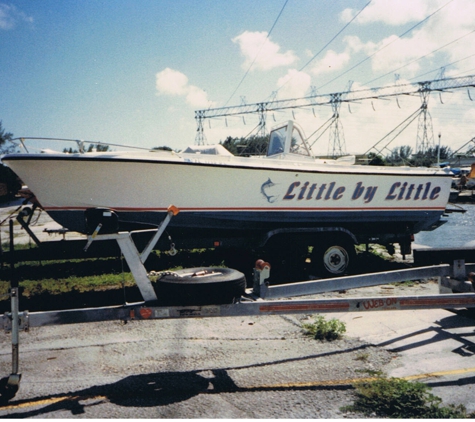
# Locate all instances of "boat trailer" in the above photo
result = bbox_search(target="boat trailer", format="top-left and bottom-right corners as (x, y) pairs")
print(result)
(1, 205), (475, 402)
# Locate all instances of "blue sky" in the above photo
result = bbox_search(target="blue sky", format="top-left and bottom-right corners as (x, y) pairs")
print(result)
(1, 0), (475, 154)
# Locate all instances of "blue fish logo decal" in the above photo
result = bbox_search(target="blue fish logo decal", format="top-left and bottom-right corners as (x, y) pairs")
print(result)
(261, 178), (278, 203)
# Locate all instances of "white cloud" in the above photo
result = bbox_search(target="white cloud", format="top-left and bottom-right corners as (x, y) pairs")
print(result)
(310, 49), (351, 77)
(232, 30), (297, 71)
(155, 68), (215, 109)
(276, 69), (312, 99)
(341, 0), (438, 26)
(155, 68), (188, 95)
(366, 34), (432, 75)
(338, 0), (475, 79)
(0, 3), (33, 30)
(186, 85), (212, 108)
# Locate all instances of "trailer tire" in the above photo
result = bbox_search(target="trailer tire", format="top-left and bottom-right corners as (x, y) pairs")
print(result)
(153, 267), (246, 306)
(311, 237), (355, 277)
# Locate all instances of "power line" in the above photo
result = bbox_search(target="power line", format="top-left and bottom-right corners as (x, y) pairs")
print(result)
(454, 67), (475, 77)
(365, 28), (475, 86)
(411, 52), (475, 81)
(275, 0), (372, 94)
(316, 0), (455, 91)
(222, 0), (289, 107)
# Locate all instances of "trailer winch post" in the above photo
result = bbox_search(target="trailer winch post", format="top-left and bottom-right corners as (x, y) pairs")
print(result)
(140, 205), (179, 264)
(252, 259), (271, 298)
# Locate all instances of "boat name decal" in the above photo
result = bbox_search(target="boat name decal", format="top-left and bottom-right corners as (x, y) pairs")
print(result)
(282, 181), (442, 203)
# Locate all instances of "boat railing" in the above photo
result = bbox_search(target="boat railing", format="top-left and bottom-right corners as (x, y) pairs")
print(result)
(10, 137), (152, 154)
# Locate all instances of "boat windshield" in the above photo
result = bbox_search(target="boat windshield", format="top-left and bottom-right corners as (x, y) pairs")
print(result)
(268, 127), (286, 155)
(289, 125), (310, 156)
(267, 122), (311, 157)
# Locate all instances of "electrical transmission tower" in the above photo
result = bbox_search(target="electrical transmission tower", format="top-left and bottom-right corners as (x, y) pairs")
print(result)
(327, 80), (353, 157)
(257, 103), (268, 137)
(415, 84), (434, 154)
(328, 93), (346, 157)
(194, 74), (475, 152)
(195, 110), (206, 145)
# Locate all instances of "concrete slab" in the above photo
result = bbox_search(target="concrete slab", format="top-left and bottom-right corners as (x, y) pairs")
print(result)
(332, 307), (475, 413)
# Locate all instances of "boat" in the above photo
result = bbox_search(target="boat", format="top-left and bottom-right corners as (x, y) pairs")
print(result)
(1, 121), (453, 275)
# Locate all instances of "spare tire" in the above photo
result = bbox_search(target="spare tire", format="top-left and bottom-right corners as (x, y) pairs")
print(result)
(152, 267), (246, 306)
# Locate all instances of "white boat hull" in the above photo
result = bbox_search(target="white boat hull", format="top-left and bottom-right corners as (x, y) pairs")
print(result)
(3, 152), (452, 244)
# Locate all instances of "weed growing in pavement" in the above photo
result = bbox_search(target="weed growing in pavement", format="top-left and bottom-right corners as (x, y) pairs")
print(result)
(354, 368), (384, 377)
(301, 315), (346, 341)
(354, 352), (370, 362)
(343, 376), (474, 418)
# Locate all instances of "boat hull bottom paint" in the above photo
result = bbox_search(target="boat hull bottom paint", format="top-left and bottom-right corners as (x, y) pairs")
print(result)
(47, 208), (444, 249)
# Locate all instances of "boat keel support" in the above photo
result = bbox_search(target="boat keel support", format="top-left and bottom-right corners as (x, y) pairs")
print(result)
(83, 205), (180, 303)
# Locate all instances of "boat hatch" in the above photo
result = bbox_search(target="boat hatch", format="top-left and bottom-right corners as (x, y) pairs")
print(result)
(267, 120), (311, 158)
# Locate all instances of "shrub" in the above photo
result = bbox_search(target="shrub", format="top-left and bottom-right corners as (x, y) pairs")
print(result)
(301, 315), (346, 341)
(346, 376), (472, 418)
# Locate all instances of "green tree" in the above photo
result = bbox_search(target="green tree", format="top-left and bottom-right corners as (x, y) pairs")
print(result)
(411, 145), (452, 167)
(96, 144), (110, 152)
(221, 134), (269, 156)
(152, 146), (173, 151)
(0, 121), (21, 197)
(0, 121), (17, 154)
(86, 144), (110, 152)
(63, 147), (79, 154)
(386, 145), (413, 165)
(367, 152), (386, 166)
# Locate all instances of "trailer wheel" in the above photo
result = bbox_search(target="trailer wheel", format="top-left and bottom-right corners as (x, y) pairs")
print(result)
(311, 237), (355, 277)
(152, 267), (246, 306)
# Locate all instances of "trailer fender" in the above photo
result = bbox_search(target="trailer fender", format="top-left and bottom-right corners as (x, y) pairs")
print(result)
(259, 227), (358, 248)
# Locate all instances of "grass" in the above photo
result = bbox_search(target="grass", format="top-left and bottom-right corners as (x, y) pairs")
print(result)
(10, 273), (136, 298)
(0, 259), (136, 299)
(0, 247), (226, 300)
(344, 375), (474, 418)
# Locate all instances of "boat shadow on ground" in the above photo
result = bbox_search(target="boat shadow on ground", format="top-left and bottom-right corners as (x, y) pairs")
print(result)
(0, 345), (368, 418)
